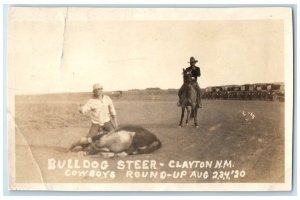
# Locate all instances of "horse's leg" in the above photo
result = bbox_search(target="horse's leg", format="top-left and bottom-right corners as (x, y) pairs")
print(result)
(179, 107), (185, 127)
(136, 140), (162, 155)
(125, 145), (138, 155)
(83, 143), (99, 155)
(69, 137), (90, 152)
(186, 106), (190, 126)
(194, 107), (199, 128)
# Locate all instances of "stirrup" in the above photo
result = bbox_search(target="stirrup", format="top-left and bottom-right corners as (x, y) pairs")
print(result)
(177, 102), (182, 107)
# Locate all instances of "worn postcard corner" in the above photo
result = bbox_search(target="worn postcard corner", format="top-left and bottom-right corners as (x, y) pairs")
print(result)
(7, 7), (293, 191)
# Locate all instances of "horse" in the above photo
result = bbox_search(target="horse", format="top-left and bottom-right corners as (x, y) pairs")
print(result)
(179, 68), (199, 128)
(70, 125), (162, 157)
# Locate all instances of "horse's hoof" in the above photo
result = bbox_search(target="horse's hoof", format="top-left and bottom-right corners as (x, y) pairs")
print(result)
(101, 152), (115, 158)
(186, 123), (189, 127)
(117, 152), (128, 157)
(178, 125), (182, 128)
(71, 146), (83, 152)
(195, 126), (199, 128)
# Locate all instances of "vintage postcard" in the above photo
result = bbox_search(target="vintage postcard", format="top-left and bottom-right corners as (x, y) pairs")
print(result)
(7, 7), (293, 191)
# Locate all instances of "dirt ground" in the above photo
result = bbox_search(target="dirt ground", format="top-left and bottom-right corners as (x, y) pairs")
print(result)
(13, 93), (285, 184)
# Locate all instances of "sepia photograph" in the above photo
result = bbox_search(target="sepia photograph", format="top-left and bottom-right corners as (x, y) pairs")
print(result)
(7, 6), (293, 191)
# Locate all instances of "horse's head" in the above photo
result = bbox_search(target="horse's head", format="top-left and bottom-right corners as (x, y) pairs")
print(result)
(182, 68), (193, 84)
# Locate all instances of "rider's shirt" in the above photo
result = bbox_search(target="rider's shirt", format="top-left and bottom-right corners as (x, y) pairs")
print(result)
(186, 66), (201, 81)
(81, 95), (116, 125)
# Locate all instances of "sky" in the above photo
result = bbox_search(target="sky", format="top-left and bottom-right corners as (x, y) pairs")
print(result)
(8, 8), (286, 94)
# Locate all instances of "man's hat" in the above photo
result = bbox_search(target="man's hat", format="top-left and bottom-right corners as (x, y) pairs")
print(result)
(188, 57), (198, 63)
(93, 83), (103, 90)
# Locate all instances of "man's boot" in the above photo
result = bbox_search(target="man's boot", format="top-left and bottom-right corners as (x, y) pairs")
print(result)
(198, 101), (202, 108)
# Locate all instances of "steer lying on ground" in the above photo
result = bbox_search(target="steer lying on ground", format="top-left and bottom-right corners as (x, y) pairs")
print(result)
(70, 125), (162, 157)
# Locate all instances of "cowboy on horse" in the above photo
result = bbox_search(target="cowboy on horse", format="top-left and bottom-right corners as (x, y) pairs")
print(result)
(178, 57), (202, 108)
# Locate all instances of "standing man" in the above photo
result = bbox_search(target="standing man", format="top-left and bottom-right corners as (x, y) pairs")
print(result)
(69, 83), (117, 151)
(178, 56), (202, 108)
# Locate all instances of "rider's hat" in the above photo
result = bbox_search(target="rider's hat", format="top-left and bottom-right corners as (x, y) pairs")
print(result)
(188, 57), (198, 63)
